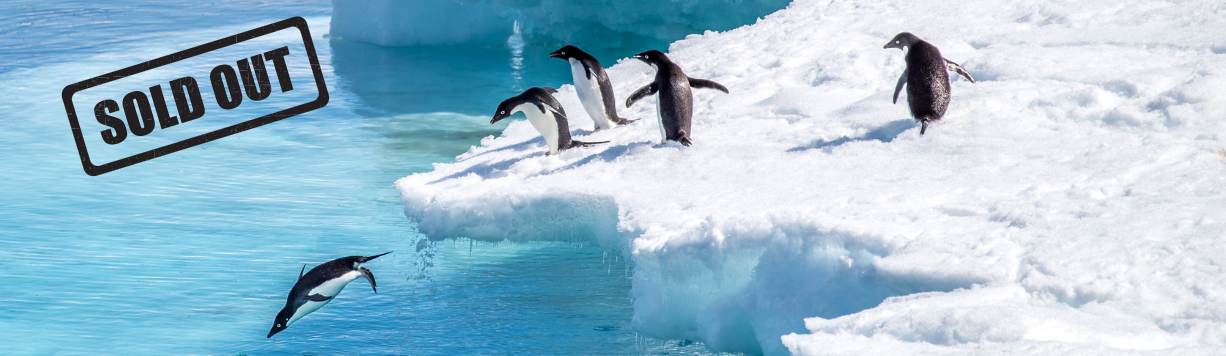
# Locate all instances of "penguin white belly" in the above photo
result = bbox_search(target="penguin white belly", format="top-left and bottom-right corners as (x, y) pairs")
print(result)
(656, 102), (667, 144)
(515, 104), (561, 154)
(647, 63), (667, 143)
(288, 270), (362, 325)
(568, 59), (612, 129)
(288, 300), (327, 326)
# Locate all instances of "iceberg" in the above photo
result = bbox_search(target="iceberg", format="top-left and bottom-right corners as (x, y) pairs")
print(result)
(394, 0), (1226, 354)
(330, 0), (791, 48)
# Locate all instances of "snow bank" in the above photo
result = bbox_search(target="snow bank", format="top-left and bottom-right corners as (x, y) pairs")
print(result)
(330, 0), (789, 48)
(395, 0), (1226, 354)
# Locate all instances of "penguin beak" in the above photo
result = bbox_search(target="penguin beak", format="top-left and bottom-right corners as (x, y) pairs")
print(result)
(549, 49), (563, 59)
(268, 325), (284, 338)
(491, 114), (508, 124)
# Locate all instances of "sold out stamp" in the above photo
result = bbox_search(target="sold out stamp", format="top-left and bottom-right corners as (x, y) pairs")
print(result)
(62, 17), (328, 176)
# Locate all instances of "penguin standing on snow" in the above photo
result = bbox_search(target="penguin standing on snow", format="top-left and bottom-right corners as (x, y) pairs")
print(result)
(626, 50), (728, 146)
(268, 252), (391, 338)
(550, 45), (635, 130)
(492, 87), (607, 155)
(883, 32), (975, 135)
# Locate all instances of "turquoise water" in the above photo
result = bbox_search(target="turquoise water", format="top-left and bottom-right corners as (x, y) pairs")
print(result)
(0, 1), (728, 355)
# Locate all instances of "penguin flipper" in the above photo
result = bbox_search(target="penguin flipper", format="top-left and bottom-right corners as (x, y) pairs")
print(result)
(943, 59), (975, 83)
(360, 267), (377, 293)
(626, 83), (658, 108)
(306, 293), (333, 302)
(687, 78), (729, 93)
(893, 69), (908, 104)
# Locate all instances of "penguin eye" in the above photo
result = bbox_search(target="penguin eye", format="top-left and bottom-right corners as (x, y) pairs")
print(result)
(561, 51), (566, 55)
(500, 111), (506, 115)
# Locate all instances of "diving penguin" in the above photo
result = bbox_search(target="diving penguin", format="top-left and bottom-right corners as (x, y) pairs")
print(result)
(883, 32), (975, 135)
(492, 87), (607, 155)
(268, 252), (391, 338)
(550, 45), (636, 130)
(625, 50), (728, 146)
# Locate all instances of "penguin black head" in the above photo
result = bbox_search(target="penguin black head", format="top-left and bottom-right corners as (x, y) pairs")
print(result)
(633, 50), (670, 65)
(884, 32), (922, 50)
(491, 87), (556, 124)
(549, 45), (586, 60)
(268, 308), (292, 338)
(492, 92), (531, 124)
(491, 99), (518, 124)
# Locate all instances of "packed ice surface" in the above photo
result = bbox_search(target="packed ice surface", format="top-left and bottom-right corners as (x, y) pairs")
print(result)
(330, 0), (789, 48)
(395, 0), (1226, 354)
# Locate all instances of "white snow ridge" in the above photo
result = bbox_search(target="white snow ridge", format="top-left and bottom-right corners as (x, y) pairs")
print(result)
(395, 0), (1226, 354)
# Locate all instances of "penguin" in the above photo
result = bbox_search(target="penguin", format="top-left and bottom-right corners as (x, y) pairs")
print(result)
(492, 87), (607, 155)
(267, 252), (391, 338)
(550, 45), (635, 130)
(625, 50), (728, 146)
(883, 32), (975, 135)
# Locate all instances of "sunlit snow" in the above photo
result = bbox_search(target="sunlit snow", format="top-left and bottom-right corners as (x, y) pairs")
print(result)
(395, 0), (1226, 354)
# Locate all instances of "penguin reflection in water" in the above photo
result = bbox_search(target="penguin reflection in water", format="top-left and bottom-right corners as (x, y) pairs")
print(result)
(626, 50), (728, 146)
(883, 32), (975, 135)
(268, 252), (391, 338)
(492, 87), (608, 155)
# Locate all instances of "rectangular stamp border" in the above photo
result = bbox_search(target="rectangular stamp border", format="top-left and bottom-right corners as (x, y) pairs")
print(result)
(62, 16), (328, 176)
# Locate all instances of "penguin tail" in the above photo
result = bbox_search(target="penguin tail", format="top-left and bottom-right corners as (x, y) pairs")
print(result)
(360, 251), (392, 263)
(614, 117), (637, 125)
(917, 115), (941, 136)
(570, 140), (609, 148)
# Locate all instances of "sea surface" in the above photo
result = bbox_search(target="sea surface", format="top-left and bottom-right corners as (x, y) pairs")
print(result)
(0, 1), (722, 355)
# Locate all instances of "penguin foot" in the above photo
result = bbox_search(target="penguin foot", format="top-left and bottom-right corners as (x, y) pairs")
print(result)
(360, 266), (378, 293)
(570, 140), (609, 148)
(614, 117), (638, 125)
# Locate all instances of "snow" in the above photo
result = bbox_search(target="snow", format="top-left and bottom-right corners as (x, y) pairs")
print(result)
(393, 0), (1226, 354)
(330, 0), (789, 48)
